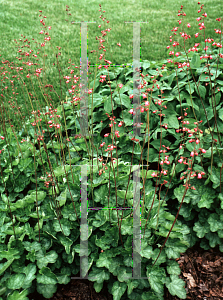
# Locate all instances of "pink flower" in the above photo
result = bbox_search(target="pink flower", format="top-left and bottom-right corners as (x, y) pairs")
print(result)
(128, 109), (136, 115)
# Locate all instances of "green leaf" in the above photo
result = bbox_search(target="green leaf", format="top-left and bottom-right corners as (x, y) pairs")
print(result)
(117, 266), (132, 282)
(174, 185), (191, 204)
(7, 273), (26, 289)
(88, 266), (110, 283)
(197, 193), (214, 209)
(7, 290), (29, 300)
(0, 248), (20, 260)
(94, 185), (109, 203)
(151, 248), (167, 265)
(57, 233), (73, 254)
(205, 232), (221, 248)
(55, 274), (70, 285)
(13, 174), (30, 193)
(219, 193), (223, 209)
(117, 189), (133, 200)
(185, 95), (200, 111)
(193, 221), (210, 238)
(108, 256), (123, 276)
(36, 283), (57, 299)
(209, 166), (223, 189)
(210, 91), (221, 106)
(104, 96), (113, 113)
(190, 53), (201, 69)
(120, 217), (133, 235)
(165, 239), (189, 259)
(0, 287), (7, 297)
(195, 84), (206, 99)
(185, 82), (195, 95)
(23, 241), (42, 252)
(165, 275), (186, 299)
(166, 260), (181, 275)
(18, 157), (33, 172)
(96, 253), (113, 269)
(141, 244), (153, 260)
(53, 165), (70, 177)
(127, 280), (139, 295)
(22, 263), (36, 289)
(94, 282), (103, 293)
(36, 250), (58, 269)
(11, 191), (46, 210)
(88, 93), (104, 107)
(0, 258), (14, 275)
(114, 94), (130, 108)
(52, 218), (71, 236)
(37, 267), (57, 285)
(111, 281), (127, 300)
(147, 265), (166, 294)
(208, 213), (223, 232)
(142, 291), (162, 300)
(89, 78), (100, 90)
(218, 107), (223, 122)
(92, 210), (108, 228)
(95, 225), (119, 249)
(166, 72), (175, 86)
(56, 188), (67, 207)
(142, 60), (150, 70)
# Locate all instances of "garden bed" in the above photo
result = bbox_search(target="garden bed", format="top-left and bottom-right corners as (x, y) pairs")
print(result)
(28, 242), (223, 300)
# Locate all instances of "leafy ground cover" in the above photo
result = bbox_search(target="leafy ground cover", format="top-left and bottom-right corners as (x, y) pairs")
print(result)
(27, 243), (223, 299)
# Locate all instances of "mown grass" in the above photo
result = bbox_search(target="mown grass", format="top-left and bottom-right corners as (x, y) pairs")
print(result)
(0, 0), (222, 123)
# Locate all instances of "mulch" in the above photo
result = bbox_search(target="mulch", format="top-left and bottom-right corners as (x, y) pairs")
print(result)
(165, 242), (223, 299)
(28, 242), (223, 300)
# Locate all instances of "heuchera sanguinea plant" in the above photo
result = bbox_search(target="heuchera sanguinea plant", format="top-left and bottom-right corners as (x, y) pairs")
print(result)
(0, 2), (222, 299)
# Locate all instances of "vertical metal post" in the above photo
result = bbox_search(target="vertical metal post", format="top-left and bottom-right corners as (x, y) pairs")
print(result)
(71, 21), (96, 138)
(70, 21), (97, 280)
(124, 21), (149, 138)
(124, 21), (149, 280)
